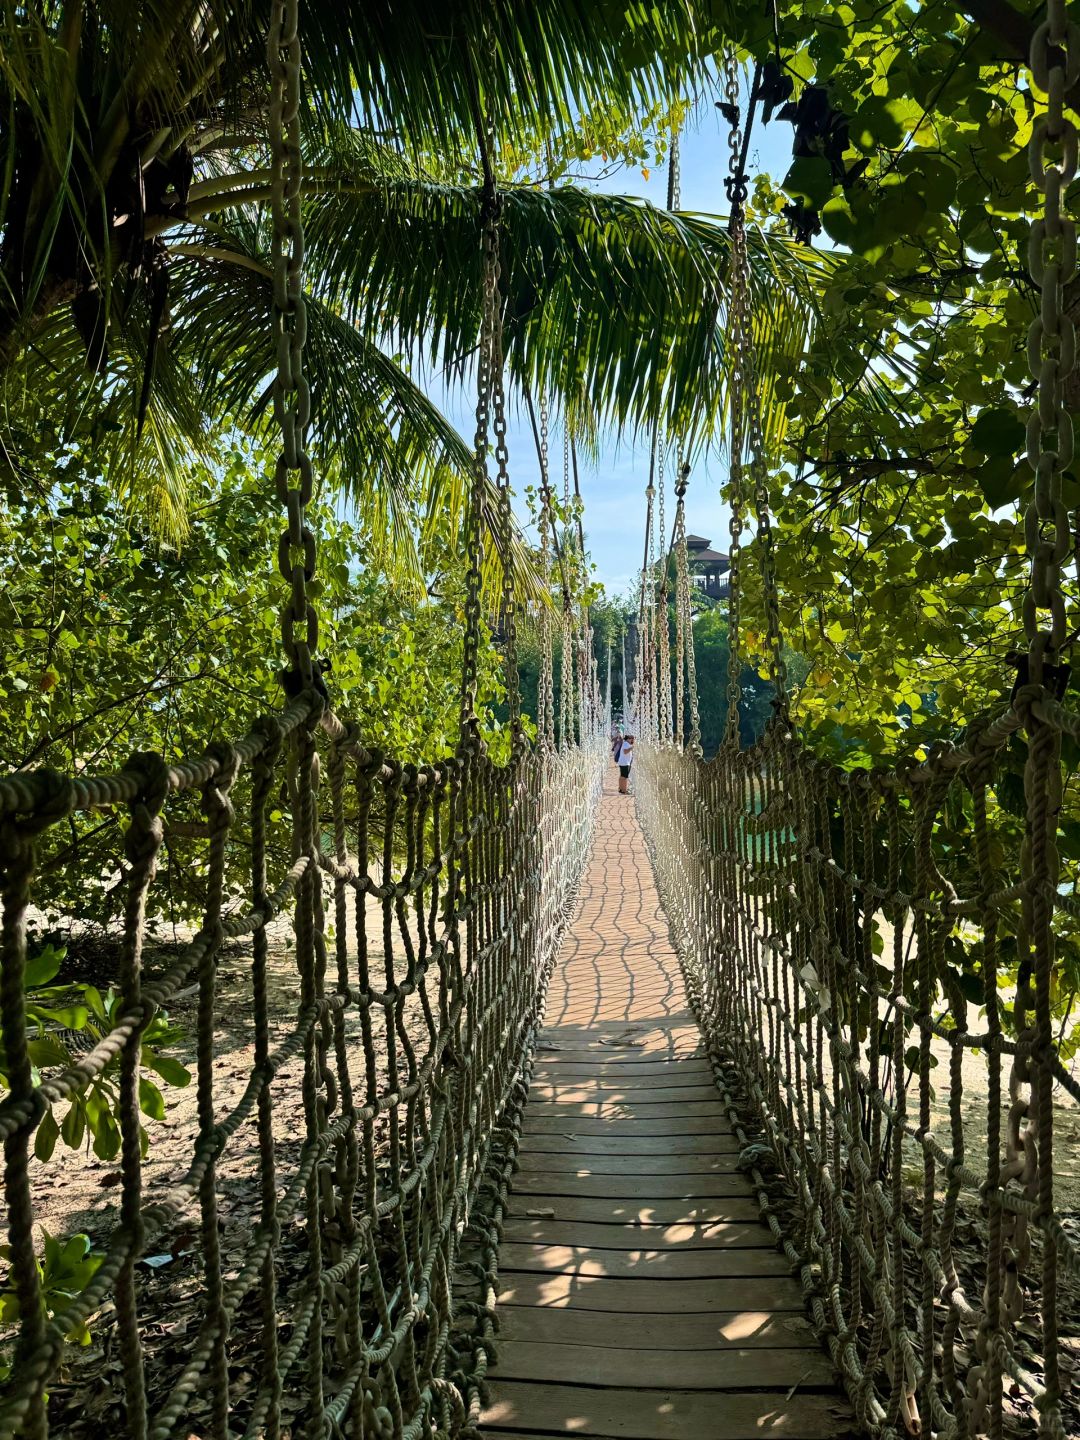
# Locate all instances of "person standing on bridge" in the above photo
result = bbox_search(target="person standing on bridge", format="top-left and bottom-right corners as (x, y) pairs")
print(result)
(616, 733), (635, 794)
(610, 721), (623, 767)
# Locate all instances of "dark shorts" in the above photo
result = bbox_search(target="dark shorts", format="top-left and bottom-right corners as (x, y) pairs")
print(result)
(619, 765), (631, 779)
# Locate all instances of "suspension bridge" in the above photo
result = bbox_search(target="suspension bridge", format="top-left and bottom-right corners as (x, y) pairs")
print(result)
(1, 4), (1078, 1440)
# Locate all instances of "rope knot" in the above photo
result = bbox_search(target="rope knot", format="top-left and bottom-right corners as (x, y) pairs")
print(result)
(21, 768), (77, 832)
(123, 751), (171, 867)
(252, 712), (285, 769)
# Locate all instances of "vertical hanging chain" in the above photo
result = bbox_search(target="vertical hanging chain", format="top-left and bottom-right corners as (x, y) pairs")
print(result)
(647, 440), (659, 740)
(270, 0), (317, 692)
(722, 55), (748, 749)
(1024, 2), (1078, 685)
(674, 464), (702, 756)
(490, 229), (521, 741)
(620, 628), (628, 723)
(562, 424), (571, 517)
(666, 122), (681, 213)
(565, 606), (577, 746)
(538, 398), (556, 754)
(666, 114), (700, 755)
(459, 184), (499, 751)
(1002, 13), (1078, 1440)
(722, 53), (788, 736)
(635, 453), (656, 735)
(656, 435), (673, 743)
(675, 509), (687, 748)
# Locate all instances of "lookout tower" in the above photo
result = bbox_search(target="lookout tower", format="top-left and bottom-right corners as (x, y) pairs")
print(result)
(685, 534), (730, 599)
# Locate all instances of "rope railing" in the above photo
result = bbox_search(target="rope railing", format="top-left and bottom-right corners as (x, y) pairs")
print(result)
(637, 703), (1078, 1440)
(637, 26), (1078, 1440)
(0, 692), (604, 1440)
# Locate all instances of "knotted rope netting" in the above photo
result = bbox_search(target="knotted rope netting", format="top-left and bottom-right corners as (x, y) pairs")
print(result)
(637, 35), (1079, 1440)
(0, 6), (604, 1438)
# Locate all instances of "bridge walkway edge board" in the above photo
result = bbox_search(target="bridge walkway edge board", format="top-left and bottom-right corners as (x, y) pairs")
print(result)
(480, 766), (857, 1440)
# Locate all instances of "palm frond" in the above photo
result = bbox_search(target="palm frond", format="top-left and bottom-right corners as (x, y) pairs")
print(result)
(302, 172), (831, 454)
(168, 230), (539, 595)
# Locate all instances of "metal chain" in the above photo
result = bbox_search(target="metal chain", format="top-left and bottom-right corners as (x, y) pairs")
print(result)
(665, 113), (693, 753)
(537, 398), (556, 754)
(458, 205), (498, 750)
(643, 470), (656, 739)
(674, 462), (702, 755)
(722, 54), (747, 749)
(721, 53), (788, 736)
(666, 122), (681, 213)
(270, 0), (317, 690)
(563, 424), (571, 516)
(490, 239), (521, 741)
(656, 436), (672, 743)
(560, 603), (573, 749)
(1023, 1), (1079, 684)
(988, 13), (1080, 1440)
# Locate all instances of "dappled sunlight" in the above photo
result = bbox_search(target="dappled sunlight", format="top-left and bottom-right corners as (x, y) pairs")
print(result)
(483, 767), (849, 1437)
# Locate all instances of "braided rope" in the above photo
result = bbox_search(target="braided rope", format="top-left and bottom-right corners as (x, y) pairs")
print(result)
(635, 39), (1077, 1440)
(0, 18), (611, 1440)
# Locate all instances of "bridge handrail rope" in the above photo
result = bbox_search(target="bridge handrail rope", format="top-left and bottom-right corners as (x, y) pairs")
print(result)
(0, 9), (605, 1440)
(636, 39), (1078, 1440)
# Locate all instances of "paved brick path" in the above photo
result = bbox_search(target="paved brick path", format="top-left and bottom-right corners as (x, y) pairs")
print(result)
(481, 763), (854, 1439)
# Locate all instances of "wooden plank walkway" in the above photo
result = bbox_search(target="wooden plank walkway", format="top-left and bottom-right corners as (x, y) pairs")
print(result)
(481, 764), (855, 1440)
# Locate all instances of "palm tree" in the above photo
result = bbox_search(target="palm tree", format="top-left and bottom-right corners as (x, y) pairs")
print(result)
(0, 1), (822, 562)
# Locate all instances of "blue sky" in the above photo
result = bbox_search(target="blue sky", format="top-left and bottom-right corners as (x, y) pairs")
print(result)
(425, 96), (795, 600)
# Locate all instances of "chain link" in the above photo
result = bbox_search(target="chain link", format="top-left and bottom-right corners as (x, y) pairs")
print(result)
(490, 245), (521, 741)
(673, 463), (702, 756)
(458, 202), (498, 750)
(537, 398), (556, 754)
(1023, 1), (1080, 683)
(666, 123), (681, 213)
(721, 53), (788, 740)
(722, 55), (747, 747)
(270, 0), (317, 690)
(656, 437), (673, 742)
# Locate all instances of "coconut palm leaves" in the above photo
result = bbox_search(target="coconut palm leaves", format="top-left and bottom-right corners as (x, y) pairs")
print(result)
(0, 0), (823, 571)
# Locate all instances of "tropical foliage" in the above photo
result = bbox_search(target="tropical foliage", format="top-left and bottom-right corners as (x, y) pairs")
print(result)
(0, 0), (826, 572)
(716, 0), (1071, 751)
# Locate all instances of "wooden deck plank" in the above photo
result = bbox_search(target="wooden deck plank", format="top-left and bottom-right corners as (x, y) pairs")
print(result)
(515, 1151), (741, 1174)
(494, 1306), (817, 1351)
(511, 1171), (753, 1199)
(494, 1272), (809, 1313)
(491, 1340), (834, 1390)
(496, 1242), (790, 1280)
(518, 1130), (738, 1154)
(481, 1383), (854, 1438)
(526, 1090), (722, 1110)
(505, 1195), (763, 1225)
(522, 1114), (731, 1137)
(483, 768), (851, 1440)
(500, 1217), (774, 1250)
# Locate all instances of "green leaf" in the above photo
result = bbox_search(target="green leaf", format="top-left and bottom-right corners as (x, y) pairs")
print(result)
(850, 97), (920, 152)
(970, 406), (1025, 457)
(144, 1053), (192, 1088)
(26, 1003), (89, 1031)
(976, 456), (1026, 510)
(25, 945), (66, 988)
(27, 1035), (74, 1069)
(138, 1077), (166, 1121)
(61, 1101), (86, 1150)
(91, 1110), (120, 1161)
(35, 1109), (59, 1162)
(783, 156), (835, 209)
